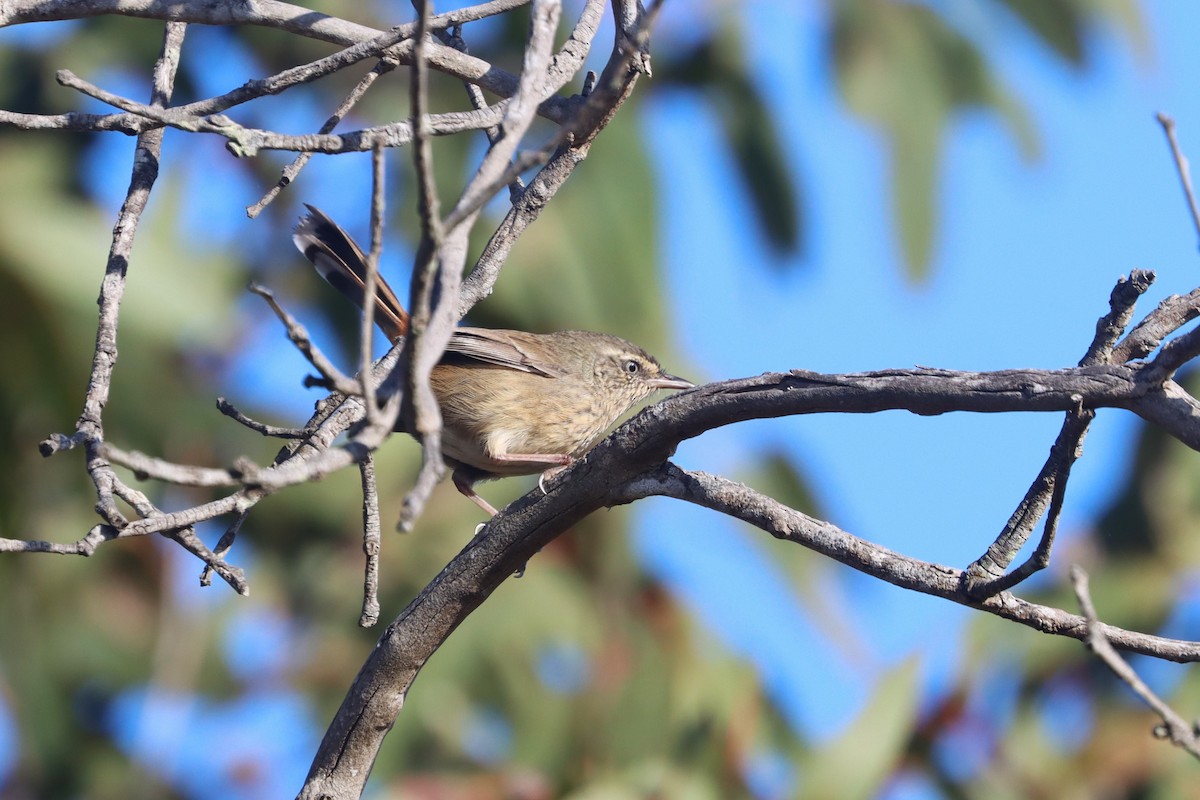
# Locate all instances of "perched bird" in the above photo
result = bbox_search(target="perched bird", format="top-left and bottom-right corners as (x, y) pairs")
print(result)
(293, 205), (692, 515)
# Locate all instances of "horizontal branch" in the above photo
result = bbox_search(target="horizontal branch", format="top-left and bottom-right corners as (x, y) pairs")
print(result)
(297, 339), (1200, 794)
(1, 0), (576, 123)
(53, 68), (511, 155)
(655, 364), (1199, 450)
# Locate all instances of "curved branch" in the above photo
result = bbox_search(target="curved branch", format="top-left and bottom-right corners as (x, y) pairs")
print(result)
(297, 347), (1200, 796)
(639, 466), (1200, 662)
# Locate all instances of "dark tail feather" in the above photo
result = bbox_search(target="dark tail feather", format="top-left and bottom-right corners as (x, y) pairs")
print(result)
(292, 204), (409, 342)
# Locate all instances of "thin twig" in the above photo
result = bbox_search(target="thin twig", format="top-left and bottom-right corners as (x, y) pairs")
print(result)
(359, 456), (382, 627)
(249, 57), (399, 217)
(249, 283), (360, 396)
(99, 443), (241, 487)
(53, 68), (509, 156)
(200, 510), (251, 590)
(1147, 324), (1200, 379)
(1156, 112), (1200, 249)
(1113, 287), (1200, 364)
(440, 24), (525, 200)
(444, 0), (563, 231)
(458, 0), (627, 309)
(1071, 566), (1200, 759)
(359, 140), (388, 424)
(170, 528), (249, 596)
(398, 0), (450, 530)
(68, 24), (191, 527)
(216, 397), (309, 438)
(0, 526), (116, 555)
(6, 0), (574, 121)
(109, 471), (249, 595)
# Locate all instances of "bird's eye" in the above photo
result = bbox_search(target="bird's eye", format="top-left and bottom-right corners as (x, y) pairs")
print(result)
(624, 360), (640, 375)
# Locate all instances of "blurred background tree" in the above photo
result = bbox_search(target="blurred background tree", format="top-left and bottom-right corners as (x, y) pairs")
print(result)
(6, 1), (1200, 799)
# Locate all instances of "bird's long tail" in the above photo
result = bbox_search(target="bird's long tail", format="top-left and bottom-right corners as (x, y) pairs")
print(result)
(292, 204), (409, 342)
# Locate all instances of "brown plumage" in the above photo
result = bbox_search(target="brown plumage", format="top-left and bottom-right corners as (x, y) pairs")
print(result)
(293, 205), (692, 515)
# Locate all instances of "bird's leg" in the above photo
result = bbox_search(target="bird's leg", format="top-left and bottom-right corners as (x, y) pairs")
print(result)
(453, 470), (500, 517)
(455, 455), (574, 515)
(490, 452), (573, 470)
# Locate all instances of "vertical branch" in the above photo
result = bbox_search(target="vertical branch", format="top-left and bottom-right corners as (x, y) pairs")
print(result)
(1156, 112), (1200, 248)
(400, 0), (452, 528)
(360, 139), (387, 422)
(448, 0), (562, 219)
(359, 456), (382, 627)
(458, 0), (635, 310)
(79, 22), (187, 435)
(400, 0), (565, 529)
(48, 22), (188, 529)
(440, 24), (525, 201)
(410, 2), (443, 244)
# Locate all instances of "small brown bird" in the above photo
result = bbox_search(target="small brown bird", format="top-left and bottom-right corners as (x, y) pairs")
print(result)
(293, 205), (693, 516)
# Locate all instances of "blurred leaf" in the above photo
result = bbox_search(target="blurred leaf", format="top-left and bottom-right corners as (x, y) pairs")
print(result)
(996, 0), (1088, 65)
(658, 30), (804, 260)
(995, 0), (1149, 66)
(725, 83), (803, 258)
(800, 658), (921, 800)
(833, 0), (1046, 278)
(743, 450), (822, 519)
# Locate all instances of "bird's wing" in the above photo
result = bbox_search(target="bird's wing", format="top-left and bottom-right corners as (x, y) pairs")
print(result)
(445, 328), (568, 378)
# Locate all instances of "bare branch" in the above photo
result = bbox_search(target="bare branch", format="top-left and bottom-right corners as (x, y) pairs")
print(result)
(216, 398), (309, 439)
(297, 347), (1200, 798)
(99, 443), (240, 488)
(636, 467), (1200, 662)
(459, 0), (631, 308)
(1112, 286), (1200, 364)
(3, 0), (577, 127)
(1072, 566), (1200, 759)
(249, 283), (360, 396)
(51, 68), (505, 156)
(397, 0), (451, 529)
(964, 270), (1154, 597)
(1156, 112), (1200, 249)
(359, 457), (382, 628)
(359, 141), (388, 423)
(249, 57), (399, 217)
(440, 25), (525, 199)
(200, 510), (250, 590)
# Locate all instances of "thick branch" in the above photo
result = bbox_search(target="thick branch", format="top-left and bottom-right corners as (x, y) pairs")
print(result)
(297, 350), (1200, 797)
(659, 364), (1193, 446)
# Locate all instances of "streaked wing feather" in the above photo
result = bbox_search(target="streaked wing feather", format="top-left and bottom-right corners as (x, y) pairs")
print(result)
(446, 329), (567, 378)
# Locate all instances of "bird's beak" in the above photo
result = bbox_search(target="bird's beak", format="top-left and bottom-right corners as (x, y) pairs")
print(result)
(648, 373), (694, 391)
